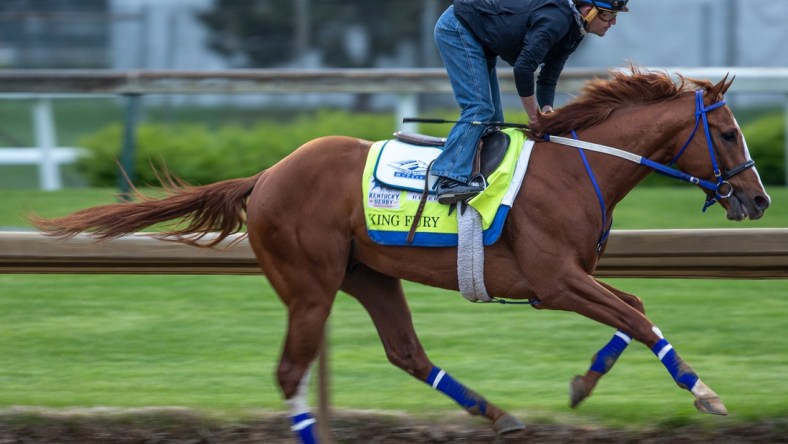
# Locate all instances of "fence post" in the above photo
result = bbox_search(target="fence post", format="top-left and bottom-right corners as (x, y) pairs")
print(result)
(784, 93), (788, 185)
(119, 94), (141, 201)
(317, 327), (332, 443)
(32, 98), (60, 191)
(397, 93), (418, 133)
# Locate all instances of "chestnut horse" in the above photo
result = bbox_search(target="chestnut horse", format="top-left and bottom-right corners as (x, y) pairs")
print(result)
(32, 69), (770, 442)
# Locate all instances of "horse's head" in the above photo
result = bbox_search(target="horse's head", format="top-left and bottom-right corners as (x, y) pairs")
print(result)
(529, 67), (771, 220)
(671, 76), (771, 220)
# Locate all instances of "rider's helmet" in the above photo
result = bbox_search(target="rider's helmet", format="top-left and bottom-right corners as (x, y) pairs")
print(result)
(574, 0), (629, 24)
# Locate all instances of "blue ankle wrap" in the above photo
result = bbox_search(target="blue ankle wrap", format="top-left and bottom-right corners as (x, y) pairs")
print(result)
(589, 331), (631, 374)
(426, 367), (487, 415)
(290, 412), (318, 444)
(652, 338), (698, 390)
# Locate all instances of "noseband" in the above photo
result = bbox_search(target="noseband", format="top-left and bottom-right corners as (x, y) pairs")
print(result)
(670, 90), (756, 211)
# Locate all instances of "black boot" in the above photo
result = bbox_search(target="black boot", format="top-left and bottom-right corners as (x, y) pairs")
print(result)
(436, 177), (484, 204)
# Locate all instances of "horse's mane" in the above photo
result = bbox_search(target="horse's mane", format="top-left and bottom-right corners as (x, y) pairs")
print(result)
(527, 66), (717, 139)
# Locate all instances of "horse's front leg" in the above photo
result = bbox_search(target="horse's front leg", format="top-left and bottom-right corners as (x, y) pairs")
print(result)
(570, 281), (643, 408)
(537, 272), (728, 416)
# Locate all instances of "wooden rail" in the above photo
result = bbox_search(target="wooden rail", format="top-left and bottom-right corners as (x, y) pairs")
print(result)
(1, 67), (787, 94)
(1, 229), (787, 278)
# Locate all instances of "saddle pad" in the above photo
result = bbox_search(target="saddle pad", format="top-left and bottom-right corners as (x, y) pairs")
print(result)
(373, 140), (442, 193)
(363, 128), (534, 247)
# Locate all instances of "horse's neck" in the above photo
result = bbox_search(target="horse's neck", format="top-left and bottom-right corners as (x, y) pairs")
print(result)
(573, 98), (692, 205)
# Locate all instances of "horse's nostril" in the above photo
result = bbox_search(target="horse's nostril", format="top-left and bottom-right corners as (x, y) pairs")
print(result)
(755, 195), (770, 210)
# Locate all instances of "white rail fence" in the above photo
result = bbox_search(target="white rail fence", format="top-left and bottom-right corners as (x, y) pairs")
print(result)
(1, 67), (787, 190)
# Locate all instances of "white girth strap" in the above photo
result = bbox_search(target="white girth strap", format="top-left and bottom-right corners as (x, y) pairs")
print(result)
(457, 204), (491, 302)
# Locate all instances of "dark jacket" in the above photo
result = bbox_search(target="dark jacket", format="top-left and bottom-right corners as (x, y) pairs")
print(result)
(453, 0), (584, 107)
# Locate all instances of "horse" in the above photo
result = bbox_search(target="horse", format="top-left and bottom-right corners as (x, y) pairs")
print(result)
(31, 68), (770, 443)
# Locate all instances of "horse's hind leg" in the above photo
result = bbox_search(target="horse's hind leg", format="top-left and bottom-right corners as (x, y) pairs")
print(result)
(249, 236), (345, 444)
(570, 281), (642, 408)
(340, 263), (525, 435)
(276, 285), (336, 444)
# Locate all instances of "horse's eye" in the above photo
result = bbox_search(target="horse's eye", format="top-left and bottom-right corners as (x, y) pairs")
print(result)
(721, 131), (737, 142)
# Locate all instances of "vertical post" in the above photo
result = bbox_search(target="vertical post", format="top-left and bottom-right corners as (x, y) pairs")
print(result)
(724, 0), (738, 67)
(784, 93), (788, 186)
(32, 98), (60, 191)
(294, 0), (310, 61)
(397, 93), (419, 133)
(699, 1), (711, 67)
(317, 325), (332, 443)
(119, 94), (141, 201)
(421, 0), (440, 66)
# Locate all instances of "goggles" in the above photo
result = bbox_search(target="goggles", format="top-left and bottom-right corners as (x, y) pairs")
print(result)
(595, 8), (618, 22)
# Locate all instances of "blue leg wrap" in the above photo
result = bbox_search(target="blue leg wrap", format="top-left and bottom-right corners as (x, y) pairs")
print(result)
(426, 366), (487, 415)
(652, 338), (698, 391)
(290, 412), (318, 444)
(589, 330), (632, 374)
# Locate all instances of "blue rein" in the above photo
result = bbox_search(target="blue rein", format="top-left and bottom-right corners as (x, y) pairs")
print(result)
(572, 130), (611, 255)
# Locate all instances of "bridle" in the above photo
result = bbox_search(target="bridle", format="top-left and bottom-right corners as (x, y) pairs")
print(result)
(669, 90), (755, 211)
(544, 88), (756, 252)
(546, 89), (756, 211)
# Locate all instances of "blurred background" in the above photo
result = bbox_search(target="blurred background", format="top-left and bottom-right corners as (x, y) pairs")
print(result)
(3, 1), (785, 72)
(0, 0), (785, 191)
(0, 3), (786, 437)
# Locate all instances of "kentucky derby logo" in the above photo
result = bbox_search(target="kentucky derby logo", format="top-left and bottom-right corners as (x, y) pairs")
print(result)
(368, 178), (401, 209)
(389, 159), (428, 180)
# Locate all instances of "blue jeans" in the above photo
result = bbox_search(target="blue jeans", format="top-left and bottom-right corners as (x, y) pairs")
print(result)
(432, 6), (504, 183)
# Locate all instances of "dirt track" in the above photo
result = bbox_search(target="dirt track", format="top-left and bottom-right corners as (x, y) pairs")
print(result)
(0, 408), (786, 443)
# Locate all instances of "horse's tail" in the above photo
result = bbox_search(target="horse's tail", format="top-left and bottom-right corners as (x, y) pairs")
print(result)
(30, 171), (265, 248)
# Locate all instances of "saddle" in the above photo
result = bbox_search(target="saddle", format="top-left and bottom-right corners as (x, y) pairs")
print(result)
(392, 130), (511, 179)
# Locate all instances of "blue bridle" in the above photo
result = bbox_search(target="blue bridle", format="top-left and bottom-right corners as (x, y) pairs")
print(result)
(547, 89), (756, 254)
(667, 90), (755, 211)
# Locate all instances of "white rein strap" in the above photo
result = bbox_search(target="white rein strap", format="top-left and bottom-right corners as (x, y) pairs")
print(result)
(546, 135), (643, 164)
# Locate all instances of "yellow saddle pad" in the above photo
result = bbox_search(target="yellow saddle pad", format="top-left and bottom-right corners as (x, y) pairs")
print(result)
(362, 128), (533, 247)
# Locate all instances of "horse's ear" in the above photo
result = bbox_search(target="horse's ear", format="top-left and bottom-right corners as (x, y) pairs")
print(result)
(707, 73), (734, 101)
(721, 74), (735, 95)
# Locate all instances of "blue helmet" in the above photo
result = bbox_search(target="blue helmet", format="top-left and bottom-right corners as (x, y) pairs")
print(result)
(577, 0), (629, 12)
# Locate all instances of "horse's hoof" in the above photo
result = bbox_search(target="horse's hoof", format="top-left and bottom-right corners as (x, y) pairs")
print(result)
(694, 396), (728, 415)
(569, 375), (590, 408)
(492, 414), (526, 435)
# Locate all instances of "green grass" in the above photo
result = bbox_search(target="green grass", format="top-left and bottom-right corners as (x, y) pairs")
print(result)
(0, 276), (785, 427)
(0, 187), (786, 428)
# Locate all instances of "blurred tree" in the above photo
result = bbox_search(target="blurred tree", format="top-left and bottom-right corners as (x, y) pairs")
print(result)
(197, 0), (451, 68)
(198, 0), (295, 67)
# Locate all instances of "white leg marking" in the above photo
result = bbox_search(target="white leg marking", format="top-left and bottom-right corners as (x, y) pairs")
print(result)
(286, 368), (312, 417)
(691, 379), (716, 398)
